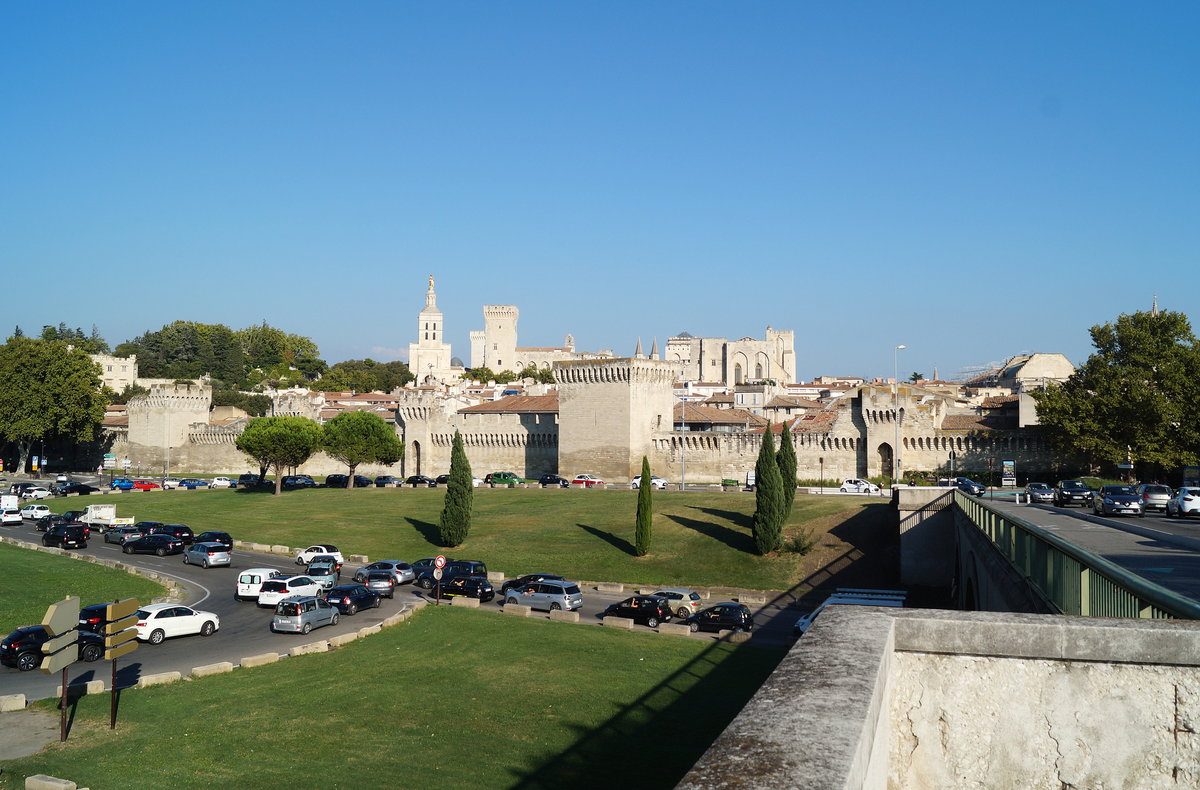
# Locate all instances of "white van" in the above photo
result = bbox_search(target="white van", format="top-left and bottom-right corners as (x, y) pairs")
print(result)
(236, 567), (286, 601)
(793, 588), (907, 635)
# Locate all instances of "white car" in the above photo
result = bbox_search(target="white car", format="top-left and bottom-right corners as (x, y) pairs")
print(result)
(295, 544), (345, 565)
(236, 567), (287, 601)
(840, 478), (881, 495)
(21, 487), (52, 500)
(1167, 487), (1200, 519)
(135, 603), (220, 644)
(1, 509), (22, 526)
(210, 477), (234, 488)
(20, 504), (51, 520)
(572, 474), (606, 488)
(631, 475), (668, 490)
(161, 478), (181, 490)
(257, 576), (323, 607)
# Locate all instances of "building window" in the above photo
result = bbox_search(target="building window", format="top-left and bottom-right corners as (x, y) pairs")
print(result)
(107, 365), (112, 371)
(424, 332), (429, 340)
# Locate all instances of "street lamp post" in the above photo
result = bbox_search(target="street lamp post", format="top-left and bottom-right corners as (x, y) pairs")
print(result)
(894, 344), (906, 485)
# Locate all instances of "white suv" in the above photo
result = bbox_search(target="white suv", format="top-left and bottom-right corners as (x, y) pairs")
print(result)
(236, 568), (286, 601)
(257, 576), (322, 608)
(840, 479), (880, 494)
(631, 475), (668, 490)
(295, 545), (345, 565)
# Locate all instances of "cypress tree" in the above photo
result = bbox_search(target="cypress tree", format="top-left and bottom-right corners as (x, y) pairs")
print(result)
(437, 430), (474, 547)
(752, 424), (785, 555)
(634, 456), (653, 556)
(776, 421), (798, 519)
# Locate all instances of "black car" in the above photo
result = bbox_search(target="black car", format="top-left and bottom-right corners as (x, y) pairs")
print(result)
(78, 603), (109, 633)
(147, 524), (195, 545)
(122, 534), (184, 556)
(323, 584), (381, 615)
(1, 625), (104, 671)
(538, 474), (571, 488)
(1054, 480), (1094, 508)
(194, 530), (233, 549)
(416, 560), (488, 589)
(434, 475), (450, 485)
(282, 475), (317, 490)
(57, 483), (99, 496)
(602, 595), (674, 628)
(439, 576), (495, 602)
(43, 524), (87, 549)
(374, 475), (402, 487)
(325, 474), (349, 488)
(500, 573), (565, 596)
(60, 510), (87, 523)
(405, 475), (436, 488)
(685, 603), (755, 633)
(35, 514), (69, 532)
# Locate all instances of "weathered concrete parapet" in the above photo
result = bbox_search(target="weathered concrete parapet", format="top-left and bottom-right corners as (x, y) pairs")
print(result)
(56, 681), (104, 697)
(240, 652), (280, 668)
(659, 623), (692, 637)
(348, 554), (369, 563)
(504, 604), (532, 617)
(329, 633), (358, 647)
(602, 616), (633, 630)
(895, 487), (955, 587)
(486, 571), (505, 583)
(450, 596), (480, 608)
(269, 544), (290, 555)
(289, 641), (330, 657)
(596, 582), (624, 593)
(0, 693), (26, 712)
(549, 609), (579, 623)
(192, 662), (234, 677)
(357, 624), (383, 638)
(137, 671), (183, 688)
(24, 776), (77, 790)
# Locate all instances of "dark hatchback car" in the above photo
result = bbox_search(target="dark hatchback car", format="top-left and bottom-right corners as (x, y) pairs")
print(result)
(78, 603), (110, 633)
(405, 475), (436, 487)
(364, 571), (396, 599)
(374, 475), (402, 487)
(537, 474), (571, 488)
(323, 584), (381, 615)
(500, 573), (565, 596)
(147, 524), (195, 545)
(1, 625), (104, 671)
(1054, 480), (1095, 508)
(35, 514), (70, 532)
(282, 475), (317, 490)
(56, 483), (99, 496)
(43, 524), (87, 549)
(122, 534), (184, 556)
(438, 576), (495, 602)
(685, 603), (755, 633)
(602, 595), (674, 628)
(194, 530), (233, 549)
(325, 474), (372, 488)
(416, 560), (488, 589)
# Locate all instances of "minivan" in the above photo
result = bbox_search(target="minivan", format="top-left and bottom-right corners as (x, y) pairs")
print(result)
(182, 542), (232, 568)
(503, 579), (583, 611)
(236, 568), (286, 601)
(271, 596), (339, 634)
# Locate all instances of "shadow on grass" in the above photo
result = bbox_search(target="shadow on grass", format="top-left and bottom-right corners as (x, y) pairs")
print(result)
(666, 511), (756, 553)
(507, 637), (785, 790)
(576, 523), (636, 556)
(404, 517), (442, 547)
(688, 506), (753, 530)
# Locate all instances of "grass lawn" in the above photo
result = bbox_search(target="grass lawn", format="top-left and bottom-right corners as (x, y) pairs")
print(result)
(0, 606), (786, 790)
(0, 543), (167, 635)
(69, 488), (895, 591)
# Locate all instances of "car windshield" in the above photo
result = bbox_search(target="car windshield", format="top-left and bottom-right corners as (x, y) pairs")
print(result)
(1028, 483), (1049, 490)
(1061, 481), (1086, 489)
(1107, 486), (1136, 495)
(309, 567), (333, 576)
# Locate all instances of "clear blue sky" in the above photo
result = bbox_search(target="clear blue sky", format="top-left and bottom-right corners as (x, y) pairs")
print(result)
(3, 2), (1196, 382)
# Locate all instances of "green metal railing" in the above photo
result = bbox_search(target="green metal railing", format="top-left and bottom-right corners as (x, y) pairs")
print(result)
(955, 491), (1200, 620)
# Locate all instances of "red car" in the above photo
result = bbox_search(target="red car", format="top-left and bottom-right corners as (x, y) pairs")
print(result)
(133, 480), (161, 491)
(572, 474), (606, 488)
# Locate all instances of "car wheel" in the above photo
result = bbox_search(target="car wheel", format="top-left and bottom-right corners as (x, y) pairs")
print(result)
(81, 643), (102, 662)
(689, 621), (700, 632)
(123, 545), (133, 554)
(506, 597), (518, 606)
(16, 652), (39, 671)
(148, 629), (165, 645)
(419, 577), (433, 589)
(550, 602), (561, 611)
(301, 622), (312, 635)
(331, 613), (339, 625)
(374, 597), (382, 608)
(347, 603), (358, 616)
(677, 607), (690, 619)
(202, 559), (209, 569)
(200, 621), (215, 636)
(155, 547), (166, 557)
(646, 617), (659, 628)
(387, 590), (394, 599)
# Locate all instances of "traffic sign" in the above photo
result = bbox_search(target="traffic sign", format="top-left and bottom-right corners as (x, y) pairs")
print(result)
(434, 555), (447, 569)
(432, 567), (443, 581)
(103, 599), (140, 660)
(42, 597), (80, 636)
(105, 640), (139, 661)
(105, 598), (140, 624)
(40, 596), (81, 675)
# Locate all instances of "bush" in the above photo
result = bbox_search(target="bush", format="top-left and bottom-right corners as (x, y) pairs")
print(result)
(783, 529), (818, 555)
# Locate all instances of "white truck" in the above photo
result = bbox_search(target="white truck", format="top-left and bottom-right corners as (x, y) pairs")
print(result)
(0, 494), (18, 511)
(79, 504), (134, 533)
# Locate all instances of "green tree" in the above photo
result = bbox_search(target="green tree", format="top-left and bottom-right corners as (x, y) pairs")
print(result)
(438, 430), (474, 547)
(634, 456), (653, 556)
(1032, 309), (1200, 476)
(461, 367), (497, 383)
(516, 365), (556, 384)
(211, 390), (272, 417)
(776, 422), (797, 519)
(322, 411), (404, 489)
(235, 416), (323, 495)
(237, 322), (321, 371)
(909, 372), (925, 382)
(752, 424), (785, 555)
(0, 337), (108, 473)
(38, 322), (110, 354)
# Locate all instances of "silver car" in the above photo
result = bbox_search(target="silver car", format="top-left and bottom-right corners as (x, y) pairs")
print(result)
(306, 563), (339, 590)
(182, 542), (232, 568)
(1024, 482), (1054, 504)
(1134, 484), (1172, 513)
(352, 560), (414, 585)
(270, 595), (339, 634)
(503, 579), (583, 611)
(104, 525), (145, 544)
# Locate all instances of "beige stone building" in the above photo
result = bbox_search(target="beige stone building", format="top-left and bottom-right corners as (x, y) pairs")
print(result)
(665, 328), (796, 387)
(468, 304), (614, 375)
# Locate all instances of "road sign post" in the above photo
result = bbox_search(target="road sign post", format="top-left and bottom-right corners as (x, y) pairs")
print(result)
(40, 596), (80, 742)
(104, 598), (140, 729)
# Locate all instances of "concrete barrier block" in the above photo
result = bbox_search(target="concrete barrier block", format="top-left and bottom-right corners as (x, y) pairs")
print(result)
(0, 693), (26, 712)
(270, 544), (291, 555)
(56, 680), (104, 697)
(137, 671), (182, 688)
(725, 630), (752, 644)
(486, 571), (505, 583)
(233, 540), (247, 549)
(450, 596), (480, 608)
(289, 641), (329, 656)
(409, 599), (429, 611)
(603, 616), (634, 629)
(596, 582), (624, 593)
(699, 590), (711, 599)
(24, 776), (77, 790)
(504, 604), (532, 617)
(737, 594), (766, 605)
(659, 623), (693, 637)
(357, 624), (382, 637)
(549, 609), (579, 623)
(382, 613), (406, 627)
(348, 554), (369, 563)
(247, 542), (270, 552)
(192, 662), (234, 677)
(329, 632), (358, 647)
(240, 652), (280, 668)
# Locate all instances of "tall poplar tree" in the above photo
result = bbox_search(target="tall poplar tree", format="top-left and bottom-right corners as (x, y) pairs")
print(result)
(438, 430), (474, 547)
(752, 425), (785, 555)
(776, 421), (798, 519)
(634, 456), (653, 556)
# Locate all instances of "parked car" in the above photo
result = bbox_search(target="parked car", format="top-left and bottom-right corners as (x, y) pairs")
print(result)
(503, 579), (583, 611)
(135, 603), (219, 644)
(104, 524), (145, 544)
(296, 544), (344, 565)
(953, 477), (986, 496)
(1135, 484), (1172, 513)
(271, 596), (339, 634)
(373, 475), (401, 487)
(147, 523), (195, 544)
(20, 504), (52, 520)
(1, 508), (21, 526)
(323, 584), (380, 615)
(132, 479), (161, 491)
(210, 476), (235, 489)
(1167, 487), (1200, 519)
(1, 625), (104, 671)
(21, 486), (52, 500)
(35, 514), (70, 532)
(434, 474), (451, 485)
(110, 478), (135, 491)
(537, 474), (571, 488)
(571, 474), (605, 488)
(684, 603), (755, 633)
(363, 571), (396, 599)
(602, 595), (674, 627)
(499, 573), (565, 596)
(631, 475), (668, 490)
(306, 562), (340, 589)
(43, 524), (87, 549)
(122, 534), (184, 556)
(416, 560), (488, 589)
(237, 473), (266, 488)
(282, 475), (317, 490)
(178, 478), (209, 489)
(236, 568), (287, 601)
(1025, 482), (1055, 503)
(58, 482), (99, 496)
(183, 542), (232, 568)
(840, 478), (881, 494)
(194, 530), (233, 549)
(325, 474), (372, 488)
(258, 576), (323, 607)
(405, 475), (436, 487)
(307, 554), (343, 574)
(78, 603), (110, 633)
(438, 576), (495, 602)
(160, 478), (182, 490)
(1053, 480), (1094, 507)
(353, 560), (414, 585)
(484, 471), (522, 486)
(650, 588), (704, 619)
(1093, 485), (1144, 517)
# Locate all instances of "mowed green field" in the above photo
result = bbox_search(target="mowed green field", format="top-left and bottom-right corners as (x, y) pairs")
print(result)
(71, 487), (893, 590)
(0, 543), (166, 634)
(0, 607), (786, 790)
